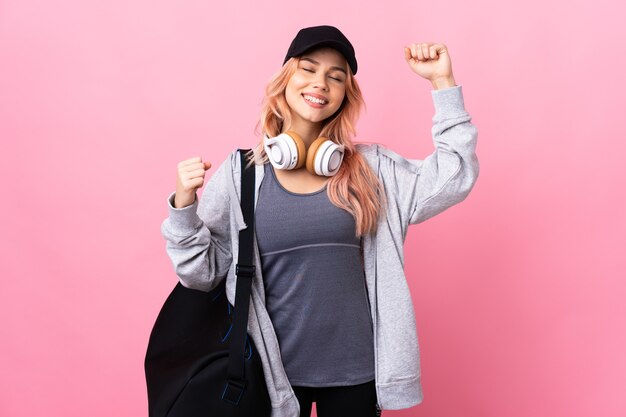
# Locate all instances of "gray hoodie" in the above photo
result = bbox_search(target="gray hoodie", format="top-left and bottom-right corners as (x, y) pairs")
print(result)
(160, 84), (479, 416)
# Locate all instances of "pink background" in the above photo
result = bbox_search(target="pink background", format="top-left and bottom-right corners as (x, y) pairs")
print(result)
(1, 0), (625, 416)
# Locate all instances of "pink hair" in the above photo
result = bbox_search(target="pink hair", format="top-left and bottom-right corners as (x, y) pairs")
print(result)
(245, 56), (387, 237)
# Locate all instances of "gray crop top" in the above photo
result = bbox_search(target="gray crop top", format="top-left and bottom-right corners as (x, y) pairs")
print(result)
(254, 162), (375, 387)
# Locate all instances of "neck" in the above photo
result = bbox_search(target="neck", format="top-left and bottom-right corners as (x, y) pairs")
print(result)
(282, 122), (323, 149)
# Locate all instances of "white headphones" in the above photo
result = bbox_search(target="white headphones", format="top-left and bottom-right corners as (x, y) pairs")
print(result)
(263, 130), (345, 177)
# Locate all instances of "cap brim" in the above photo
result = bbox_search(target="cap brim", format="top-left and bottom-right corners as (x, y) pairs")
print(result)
(293, 41), (355, 74)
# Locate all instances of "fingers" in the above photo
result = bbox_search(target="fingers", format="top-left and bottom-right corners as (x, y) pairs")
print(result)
(178, 157), (212, 172)
(414, 44), (422, 61)
(176, 157), (212, 195)
(178, 156), (201, 169)
(405, 43), (444, 60)
(404, 46), (412, 62)
(185, 167), (207, 178)
(429, 45), (438, 59)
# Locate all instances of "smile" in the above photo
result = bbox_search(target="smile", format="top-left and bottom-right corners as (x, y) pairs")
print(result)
(302, 94), (328, 108)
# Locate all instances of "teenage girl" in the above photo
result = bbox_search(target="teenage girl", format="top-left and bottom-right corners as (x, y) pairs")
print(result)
(169, 25), (468, 417)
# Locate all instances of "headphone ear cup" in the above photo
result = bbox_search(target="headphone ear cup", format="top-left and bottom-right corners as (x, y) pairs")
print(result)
(306, 137), (344, 176)
(305, 137), (327, 175)
(284, 130), (307, 170)
(264, 131), (307, 170)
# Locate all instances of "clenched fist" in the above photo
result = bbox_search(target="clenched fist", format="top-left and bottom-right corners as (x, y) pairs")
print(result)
(174, 156), (212, 208)
(404, 42), (456, 89)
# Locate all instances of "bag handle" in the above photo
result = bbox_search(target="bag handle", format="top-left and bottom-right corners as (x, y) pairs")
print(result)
(222, 149), (257, 405)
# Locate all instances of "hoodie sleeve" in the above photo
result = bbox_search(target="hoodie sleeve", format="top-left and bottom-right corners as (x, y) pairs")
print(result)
(378, 84), (480, 226)
(160, 154), (233, 292)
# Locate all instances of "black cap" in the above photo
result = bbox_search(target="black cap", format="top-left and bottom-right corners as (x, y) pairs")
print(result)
(283, 25), (358, 75)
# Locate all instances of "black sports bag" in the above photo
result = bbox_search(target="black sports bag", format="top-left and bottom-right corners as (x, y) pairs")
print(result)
(145, 149), (272, 417)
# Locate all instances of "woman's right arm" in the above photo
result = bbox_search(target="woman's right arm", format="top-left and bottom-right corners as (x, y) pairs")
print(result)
(160, 155), (233, 292)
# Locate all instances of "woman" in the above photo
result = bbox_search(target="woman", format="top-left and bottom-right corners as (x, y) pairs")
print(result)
(162, 25), (479, 417)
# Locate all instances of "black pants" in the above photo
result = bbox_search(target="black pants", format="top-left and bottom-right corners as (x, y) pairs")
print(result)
(292, 379), (379, 417)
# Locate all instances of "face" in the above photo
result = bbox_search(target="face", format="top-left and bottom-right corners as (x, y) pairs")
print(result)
(284, 47), (348, 127)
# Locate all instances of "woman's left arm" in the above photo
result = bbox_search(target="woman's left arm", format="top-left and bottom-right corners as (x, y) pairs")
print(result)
(398, 43), (479, 224)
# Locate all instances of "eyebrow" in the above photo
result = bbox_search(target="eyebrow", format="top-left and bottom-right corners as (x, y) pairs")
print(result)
(300, 57), (347, 75)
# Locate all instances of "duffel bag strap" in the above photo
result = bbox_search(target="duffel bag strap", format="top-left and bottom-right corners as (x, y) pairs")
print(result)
(223, 148), (256, 405)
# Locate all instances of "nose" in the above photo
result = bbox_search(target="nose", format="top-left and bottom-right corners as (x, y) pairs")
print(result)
(313, 73), (329, 91)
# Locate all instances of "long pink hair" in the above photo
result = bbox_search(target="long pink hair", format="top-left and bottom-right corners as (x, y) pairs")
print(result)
(245, 56), (387, 238)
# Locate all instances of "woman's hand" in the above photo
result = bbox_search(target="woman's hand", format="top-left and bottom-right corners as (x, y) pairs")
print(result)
(404, 43), (456, 89)
(174, 156), (212, 208)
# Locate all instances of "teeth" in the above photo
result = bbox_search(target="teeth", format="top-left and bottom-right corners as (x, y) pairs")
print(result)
(304, 95), (327, 105)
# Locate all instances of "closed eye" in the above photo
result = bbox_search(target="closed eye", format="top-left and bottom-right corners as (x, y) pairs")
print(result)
(302, 68), (343, 82)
